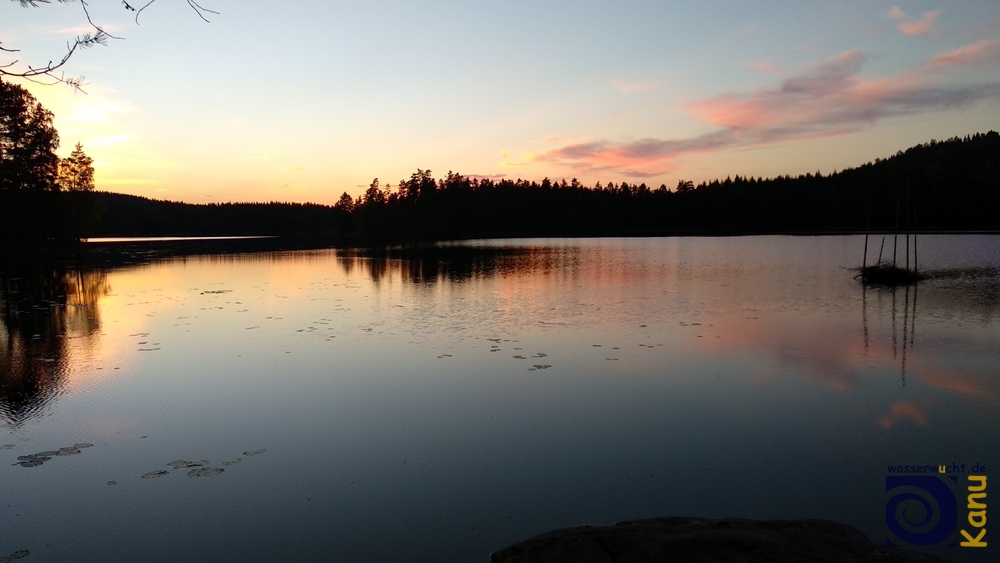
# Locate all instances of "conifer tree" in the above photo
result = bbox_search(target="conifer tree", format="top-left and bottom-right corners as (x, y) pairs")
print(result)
(58, 143), (96, 192)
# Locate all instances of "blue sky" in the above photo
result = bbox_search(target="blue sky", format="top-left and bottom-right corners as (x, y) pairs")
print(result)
(4, 0), (999, 204)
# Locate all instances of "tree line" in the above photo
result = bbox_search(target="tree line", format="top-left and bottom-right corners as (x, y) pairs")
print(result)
(3, 74), (998, 243)
(88, 129), (999, 241)
(326, 132), (1000, 240)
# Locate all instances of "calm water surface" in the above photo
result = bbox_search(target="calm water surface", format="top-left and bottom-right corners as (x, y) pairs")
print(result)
(2, 236), (998, 562)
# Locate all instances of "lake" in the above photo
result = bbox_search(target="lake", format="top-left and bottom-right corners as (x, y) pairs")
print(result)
(2, 236), (998, 562)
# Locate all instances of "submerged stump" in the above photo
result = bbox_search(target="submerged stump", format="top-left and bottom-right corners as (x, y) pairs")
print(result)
(859, 265), (925, 286)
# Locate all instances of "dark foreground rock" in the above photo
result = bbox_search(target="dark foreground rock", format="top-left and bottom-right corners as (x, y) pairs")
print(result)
(491, 517), (950, 563)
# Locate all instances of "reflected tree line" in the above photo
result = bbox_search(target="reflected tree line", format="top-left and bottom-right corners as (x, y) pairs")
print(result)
(3, 239), (997, 425)
(0, 267), (108, 427)
(336, 245), (576, 284)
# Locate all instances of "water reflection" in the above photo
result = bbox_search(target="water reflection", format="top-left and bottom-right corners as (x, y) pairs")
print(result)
(862, 283), (919, 386)
(0, 268), (108, 427)
(0, 236), (998, 562)
(337, 244), (579, 284)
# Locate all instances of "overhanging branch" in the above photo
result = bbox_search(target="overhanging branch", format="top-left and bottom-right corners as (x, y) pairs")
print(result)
(1, 0), (215, 91)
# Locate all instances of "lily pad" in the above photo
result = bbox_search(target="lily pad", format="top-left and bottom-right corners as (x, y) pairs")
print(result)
(9, 551), (29, 560)
(142, 470), (169, 479)
(57, 449), (80, 456)
(168, 460), (207, 469)
(107, 480), (118, 485)
(58, 446), (79, 452)
(74, 443), (94, 448)
(36, 450), (60, 456)
(243, 449), (266, 456)
(187, 467), (224, 477)
(17, 461), (43, 468)
(221, 458), (242, 466)
(16, 455), (37, 461)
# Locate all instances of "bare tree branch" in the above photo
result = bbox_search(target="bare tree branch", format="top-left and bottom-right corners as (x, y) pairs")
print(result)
(2, 0), (215, 91)
(135, 0), (216, 25)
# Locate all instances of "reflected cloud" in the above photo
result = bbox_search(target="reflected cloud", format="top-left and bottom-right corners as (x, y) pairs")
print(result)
(687, 275), (999, 406)
(878, 400), (929, 430)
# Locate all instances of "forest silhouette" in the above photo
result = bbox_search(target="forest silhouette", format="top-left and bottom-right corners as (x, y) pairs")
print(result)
(85, 131), (999, 241)
(3, 71), (999, 247)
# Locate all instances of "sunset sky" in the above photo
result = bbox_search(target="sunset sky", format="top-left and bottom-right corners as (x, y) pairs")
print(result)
(4, 0), (999, 205)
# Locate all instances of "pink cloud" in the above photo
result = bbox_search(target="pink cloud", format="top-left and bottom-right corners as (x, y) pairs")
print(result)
(927, 38), (1000, 68)
(533, 43), (1000, 173)
(888, 6), (908, 21)
(748, 60), (784, 75)
(895, 9), (942, 38)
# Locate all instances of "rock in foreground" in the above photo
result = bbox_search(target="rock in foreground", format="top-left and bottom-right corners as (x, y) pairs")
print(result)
(491, 517), (950, 563)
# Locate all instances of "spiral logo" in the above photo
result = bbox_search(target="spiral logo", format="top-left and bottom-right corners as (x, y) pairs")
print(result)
(885, 476), (958, 546)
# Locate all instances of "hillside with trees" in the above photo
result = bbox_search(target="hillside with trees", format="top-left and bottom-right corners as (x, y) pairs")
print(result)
(3, 75), (998, 244)
(86, 133), (996, 240)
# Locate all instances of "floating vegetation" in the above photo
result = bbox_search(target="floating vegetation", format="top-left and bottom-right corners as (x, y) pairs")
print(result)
(142, 448), (263, 483)
(167, 460), (207, 469)
(74, 443), (94, 448)
(107, 480), (118, 485)
(6, 550), (30, 560)
(187, 467), (224, 477)
(532, 364), (552, 370)
(531, 353), (548, 358)
(512, 355), (526, 359)
(12, 443), (90, 468)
